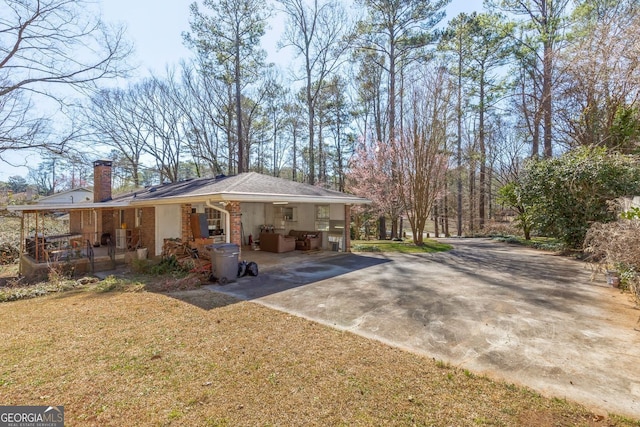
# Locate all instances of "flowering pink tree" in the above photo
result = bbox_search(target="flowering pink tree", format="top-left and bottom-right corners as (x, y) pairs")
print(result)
(395, 67), (451, 244)
(347, 138), (403, 239)
(348, 66), (451, 244)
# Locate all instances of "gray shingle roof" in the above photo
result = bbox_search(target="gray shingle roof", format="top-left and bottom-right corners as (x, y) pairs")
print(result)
(7, 173), (370, 212)
(115, 172), (369, 204)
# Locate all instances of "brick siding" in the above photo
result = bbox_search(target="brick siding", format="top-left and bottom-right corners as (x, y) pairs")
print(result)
(227, 201), (242, 248)
(181, 204), (192, 242)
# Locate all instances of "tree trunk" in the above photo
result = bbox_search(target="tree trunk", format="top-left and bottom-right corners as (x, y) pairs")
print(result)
(543, 39), (553, 158)
(469, 166), (476, 233)
(444, 191), (450, 237)
(433, 201), (439, 238)
(378, 215), (386, 240)
(292, 126), (298, 181)
(307, 56), (315, 185)
(273, 113), (278, 177)
(389, 37), (398, 241)
(479, 77), (486, 229)
(456, 42), (463, 237)
(235, 40), (244, 173)
(391, 217), (398, 240)
(318, 114), (325, 184)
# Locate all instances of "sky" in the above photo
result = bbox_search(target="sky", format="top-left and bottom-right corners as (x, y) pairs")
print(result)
(1, 0), (483, 180)
(100, 0), (483, 76)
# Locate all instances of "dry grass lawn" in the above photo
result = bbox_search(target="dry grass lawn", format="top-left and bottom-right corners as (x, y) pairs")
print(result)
(0, 286), (637, 426)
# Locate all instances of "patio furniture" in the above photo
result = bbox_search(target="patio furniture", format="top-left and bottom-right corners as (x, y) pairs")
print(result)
(259, 232), (296, 253)
(288, 230), (322, 251)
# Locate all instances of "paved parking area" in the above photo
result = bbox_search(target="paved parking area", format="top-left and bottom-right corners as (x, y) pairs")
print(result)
(206, 238), (640, 419)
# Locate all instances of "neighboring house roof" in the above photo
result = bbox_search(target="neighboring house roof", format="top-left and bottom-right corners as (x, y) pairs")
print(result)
(36, 187), (93, 204)
(7, 173), (370, 212)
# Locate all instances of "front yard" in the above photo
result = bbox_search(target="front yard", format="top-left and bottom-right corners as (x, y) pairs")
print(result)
(0, 283), (635, 426)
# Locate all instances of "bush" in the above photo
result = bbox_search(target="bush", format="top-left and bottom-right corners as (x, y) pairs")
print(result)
(0, 278), (92, 303)
(149, 256), (190, 275)
(503, 147), (640, 248)
(0, 242), (19, 265)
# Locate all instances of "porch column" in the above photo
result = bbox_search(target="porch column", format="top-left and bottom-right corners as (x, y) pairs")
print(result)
(226, 201), (242, 250)
(344, 204), (352, 252)
(181, 204), (192, 242)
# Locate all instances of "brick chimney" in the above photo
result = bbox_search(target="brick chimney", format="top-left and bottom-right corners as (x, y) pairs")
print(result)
(93, 160), (113, 202)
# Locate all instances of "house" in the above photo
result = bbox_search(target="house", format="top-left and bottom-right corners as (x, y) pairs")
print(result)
(36, 187), (93, 205)
(8, 160), (370, 278)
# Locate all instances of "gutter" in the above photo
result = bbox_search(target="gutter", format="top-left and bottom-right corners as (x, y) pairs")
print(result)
(131, 193), (372, 206)
(6, 201), (130, 212)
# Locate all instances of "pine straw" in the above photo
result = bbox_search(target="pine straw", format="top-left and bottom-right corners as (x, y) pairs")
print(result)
(0, 288), (635, 426)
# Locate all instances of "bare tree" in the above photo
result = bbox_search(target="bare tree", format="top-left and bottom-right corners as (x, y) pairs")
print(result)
(184, 0), (268, 174)
(137, 74), (186, 183)
(555, 0), (640, 151)
(320, 75), (354, 191)
(353, 49), (387, 148)
(261, 68), (290, 177)
(355, 0), (449, 238)
(463, 13), (513, 229)
(281, 95), (307, 181)
(440, 12), (477, 236)
(395, 65), (451, 245)
(83, 85), (148, 186)
(278, 0), (351, 185)
(178, 60), (227, 176)
(0, 0), (131, 159)
(487, 0), (571, 158)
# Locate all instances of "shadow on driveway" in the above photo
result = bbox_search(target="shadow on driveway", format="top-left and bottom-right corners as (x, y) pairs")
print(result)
(204, 238), (640, 420)
(204, 252), (391, 300)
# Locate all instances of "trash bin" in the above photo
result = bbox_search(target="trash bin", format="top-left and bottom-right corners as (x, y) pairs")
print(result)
(208, 243), (239, 285)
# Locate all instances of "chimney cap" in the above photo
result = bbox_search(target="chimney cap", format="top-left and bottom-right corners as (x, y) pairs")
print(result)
(93, 160), (112, 167)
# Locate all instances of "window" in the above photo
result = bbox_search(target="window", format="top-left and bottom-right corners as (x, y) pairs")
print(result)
(276, 206), (296, 221)
(205, 208), (223, 235)
(315, 205), (329, 231)
(282, 206), (294, 221)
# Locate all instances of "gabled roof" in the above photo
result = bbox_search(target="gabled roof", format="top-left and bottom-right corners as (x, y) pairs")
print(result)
(7, 173), (370, 212)
(119, 172), (369, 205)
(36, 187), (93, 204)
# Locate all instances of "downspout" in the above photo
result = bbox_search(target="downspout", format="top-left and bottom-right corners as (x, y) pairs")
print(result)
(94, 210), (98, 245)
(205, 200), (231, 244)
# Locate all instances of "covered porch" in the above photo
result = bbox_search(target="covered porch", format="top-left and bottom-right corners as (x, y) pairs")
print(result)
(12, 207), (149, 280)
(164, 200), (353, 258)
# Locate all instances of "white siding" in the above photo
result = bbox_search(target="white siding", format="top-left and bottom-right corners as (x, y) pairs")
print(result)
(155, 205), (182, 256)
(38, 189), (93, 205)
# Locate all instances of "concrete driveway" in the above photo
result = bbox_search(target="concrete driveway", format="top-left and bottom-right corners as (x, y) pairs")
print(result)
(207, 238), (640, 419)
